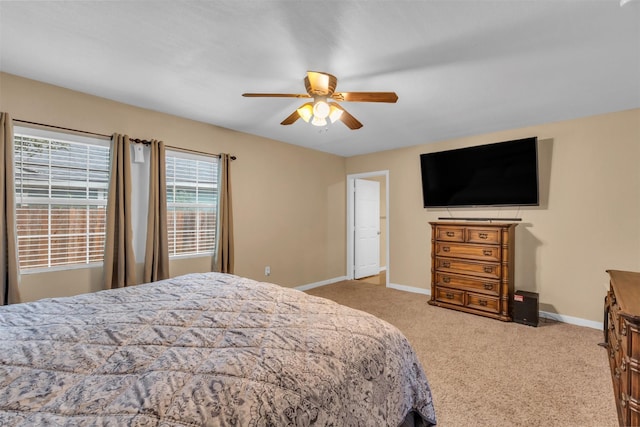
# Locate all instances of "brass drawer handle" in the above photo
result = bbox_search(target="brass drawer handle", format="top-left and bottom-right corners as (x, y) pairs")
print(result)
(479, 300), (488, 307)
(442, 276), (451, 283)
(479, 233), (488, 239)
(622, 324), (627, 336)
(442, 261), (451, 268)
(446, 231), (455, 237)
(482, 249), (492, 256)
(483, 266), (493, 273)
(445, 293), (454, 299)
(442, 246), (450, 253)
(483, 283), (493, 290)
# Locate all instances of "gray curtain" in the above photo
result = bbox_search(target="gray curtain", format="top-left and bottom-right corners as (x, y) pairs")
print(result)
(143, 140), (169, 282)
(0, 113), (21, 305)
(104, 134), (137, 288)
(214, 153), (234, 274)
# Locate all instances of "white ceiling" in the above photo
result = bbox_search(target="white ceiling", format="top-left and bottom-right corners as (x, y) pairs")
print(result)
(1, 1), (638, 157)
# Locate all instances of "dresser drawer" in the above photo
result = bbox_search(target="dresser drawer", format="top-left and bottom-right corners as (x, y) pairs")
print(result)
(609, 327), (623, 368)
(434, 286), (464, 306)
(466, 292), (500, 314)
(611, 300), (622, 335)
(435, 272), (500, 296)
(607, 291), (620, 332)
(631, 366), (640, 410)
(466, 227), (501, 245)
(610, 351), (622, 413)
(435, 257), (501, 280)
(629, 403), (640, 427)
(435, 242), (500, 262)
(608, 311), (620, 351)
(628, 322), (640, 360)
(434, 225), (465, 242)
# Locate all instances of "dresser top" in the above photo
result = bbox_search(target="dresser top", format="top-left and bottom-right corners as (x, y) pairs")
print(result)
(608, 270), (640, 320)
(429, 221), (518, 228)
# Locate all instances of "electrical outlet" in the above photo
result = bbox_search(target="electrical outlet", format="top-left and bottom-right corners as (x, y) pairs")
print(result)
(265, 266), (270, 276)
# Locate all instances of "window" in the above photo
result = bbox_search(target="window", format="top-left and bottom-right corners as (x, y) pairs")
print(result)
(14, 128), (110, 272)
(165, 151), (218, 257)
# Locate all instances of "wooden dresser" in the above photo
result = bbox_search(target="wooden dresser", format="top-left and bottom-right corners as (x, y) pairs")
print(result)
(428, 221), (516, 321)
(605, 270), (640, 426)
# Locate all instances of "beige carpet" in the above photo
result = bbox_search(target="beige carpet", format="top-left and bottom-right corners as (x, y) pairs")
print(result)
(305, 277), (618, 427)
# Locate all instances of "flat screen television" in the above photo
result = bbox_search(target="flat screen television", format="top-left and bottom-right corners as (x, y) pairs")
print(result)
(420, 137), (539, 208)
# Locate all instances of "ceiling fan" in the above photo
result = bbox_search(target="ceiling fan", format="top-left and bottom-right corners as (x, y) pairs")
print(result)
(242, 71), (398, 130)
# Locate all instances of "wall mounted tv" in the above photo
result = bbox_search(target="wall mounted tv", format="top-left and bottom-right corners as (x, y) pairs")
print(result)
(420, 137), (539, 208)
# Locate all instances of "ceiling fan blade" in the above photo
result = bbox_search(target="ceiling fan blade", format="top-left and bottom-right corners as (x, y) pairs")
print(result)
(331, 92), (398, 103)
(280, 110), (300, 125)
(337, 106), (363, 130)
(305, 71), (338, 97)
(243, 93), (311, 99)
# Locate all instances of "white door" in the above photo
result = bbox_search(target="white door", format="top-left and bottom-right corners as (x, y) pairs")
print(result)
(354, 178), (380, 279)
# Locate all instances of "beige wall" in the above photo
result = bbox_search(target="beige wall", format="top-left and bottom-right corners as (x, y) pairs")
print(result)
(3, 72), (639, 324)
(1, 72), (347, 301)
(346, 108), (640, 323)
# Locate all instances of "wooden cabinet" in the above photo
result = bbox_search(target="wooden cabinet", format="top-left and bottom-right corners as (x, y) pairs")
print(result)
(428, 221), (516, 321)
(605, 270), (640, 426)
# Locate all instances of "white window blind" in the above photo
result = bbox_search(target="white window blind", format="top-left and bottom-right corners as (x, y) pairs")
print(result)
(166, 151), (218, 257)
(14, 129), (110, 272)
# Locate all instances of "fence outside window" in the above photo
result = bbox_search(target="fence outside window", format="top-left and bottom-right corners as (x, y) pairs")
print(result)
(14, 130), (110, 272)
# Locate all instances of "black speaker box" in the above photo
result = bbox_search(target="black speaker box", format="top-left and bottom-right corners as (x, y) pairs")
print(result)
(513, 290), (539, 327)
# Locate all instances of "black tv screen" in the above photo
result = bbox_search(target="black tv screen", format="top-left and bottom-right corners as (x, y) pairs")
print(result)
(420, 137), (539, 208)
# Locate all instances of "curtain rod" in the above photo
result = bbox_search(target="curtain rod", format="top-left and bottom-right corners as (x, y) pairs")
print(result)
(164, 144), (236, 160)
(14, 119), (236, 160)
(14, 119), (111, 139)
(129, 137), (153, 145)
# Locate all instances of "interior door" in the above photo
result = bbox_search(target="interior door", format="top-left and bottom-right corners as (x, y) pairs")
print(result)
(354, 178), (380, 279)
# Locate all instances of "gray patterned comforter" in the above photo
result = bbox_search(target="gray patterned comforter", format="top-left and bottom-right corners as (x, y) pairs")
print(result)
(0, 273), (436, 426)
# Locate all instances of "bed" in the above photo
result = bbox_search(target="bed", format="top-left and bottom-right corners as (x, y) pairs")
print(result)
(0, 272), (436, 426)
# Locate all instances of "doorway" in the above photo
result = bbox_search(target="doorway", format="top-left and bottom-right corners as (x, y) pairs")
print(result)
(346, 170), (389, 287)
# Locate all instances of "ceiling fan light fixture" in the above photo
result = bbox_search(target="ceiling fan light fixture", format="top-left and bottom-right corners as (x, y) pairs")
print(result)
(311, 116), (327, 127)
(297, 103), (313, 123)
(312, 100), (330, 119)
(307, 72), (332, 95)
(328, 104), (344, 123)
(297, 100), (334, 127)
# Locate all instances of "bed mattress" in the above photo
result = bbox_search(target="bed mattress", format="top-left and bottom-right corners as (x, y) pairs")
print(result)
(0, 272), (436, 426)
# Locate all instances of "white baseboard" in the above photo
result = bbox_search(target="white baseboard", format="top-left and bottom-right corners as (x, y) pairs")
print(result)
(297, 279), (603, 331)
(387, 283), (603, 330)
(539, 310), (603, 330)
(387, 282), (431, 296)
(295, 276), (348, 292)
